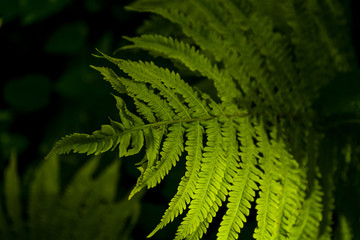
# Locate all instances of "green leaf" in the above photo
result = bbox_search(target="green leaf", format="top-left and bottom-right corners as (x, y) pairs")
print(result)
(3, 150), (24, 235)
(28, 154), (60, 240)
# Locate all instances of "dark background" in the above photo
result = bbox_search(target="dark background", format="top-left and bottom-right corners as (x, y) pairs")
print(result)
(0, 0), (146, 168)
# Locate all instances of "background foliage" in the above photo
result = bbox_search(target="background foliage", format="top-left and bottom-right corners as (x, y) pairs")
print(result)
(0, 0), (177, 239)
(0, 0), (359, 239)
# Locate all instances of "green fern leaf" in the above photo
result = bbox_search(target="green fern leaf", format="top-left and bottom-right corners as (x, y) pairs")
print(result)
(131, 123), (185, 197)
(289, 178), (323, 240)
(46, 94), (146, 159)
(217, 117), (261, 240)
(47, 125), (117, 156)
(175, 119), (228, 239)
(46, 0), (357, 239)
(123, 34), (241, 105)
(253, 124), (283, 240)
(148, 121), (204, 237)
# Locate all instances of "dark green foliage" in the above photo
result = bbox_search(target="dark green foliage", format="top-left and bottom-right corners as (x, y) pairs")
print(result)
(45, 21), (89, 55)
(0, 150), (141, 240)
(3, 74), (51, 112)
(0, 0), (71, 24)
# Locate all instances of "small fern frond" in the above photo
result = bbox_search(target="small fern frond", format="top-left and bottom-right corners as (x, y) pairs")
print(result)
(46, 89), (147, 159)
(4, 150), (22, 226)
(46, 124), (120, 157)
(289, 178), (323, 240)
(335, 215), (353, 240)
(2, 150), (24, 238)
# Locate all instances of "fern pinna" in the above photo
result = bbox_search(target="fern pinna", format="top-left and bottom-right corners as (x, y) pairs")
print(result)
(47, 0), (358, 239)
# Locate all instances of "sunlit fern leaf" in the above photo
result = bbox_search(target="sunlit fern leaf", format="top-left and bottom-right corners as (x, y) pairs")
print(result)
(173, 119), (230, 240)
(217, 117), (261, 240)
(192, 118), (243, 239)
(130, 123), (185, 197)
(46, 0), (358, 239)
(148, 121), (205, 238)
(46, 96), (146, 159)
(47, 124), (118, 156)
(122, 34), (242, 105)
(96, 52), (212, 118)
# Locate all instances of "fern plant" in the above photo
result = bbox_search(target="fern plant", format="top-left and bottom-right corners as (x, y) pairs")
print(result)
(0, 151), (141, 239)
(47, 0), (359, 239)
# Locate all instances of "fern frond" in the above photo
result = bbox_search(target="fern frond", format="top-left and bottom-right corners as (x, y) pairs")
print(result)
(217, 117), (261, 240)
(79, 52), (249, 210)
(51, 156), (120, 239)
(91, 53), (234, 201)
(148, 121), (204, 237)
(46, 124), (119, 157)
(334, 215), (353, 240)
(252, 124), (307, 240)
(97, 53), (212, 118)
(93, 51), (250, 239)
(2, 150), (24, 238)
(175, 119), (228, 240)
(126, 3), (252, 108)
(46, 0), (357, 239)
(92, 66), (176, 122)
(270, 140), (304, 239)
(131, 123), (185, 196)
(318, 141), (337, 239)
(253, 124), (283, 240)
(126, 4), (225, 59)
(123, 34), (242, 105)
(28, 152), (60, 240)
(127, 0), (307, 115)
(289, 178), (323, 240)
(46, 88), (148, 159)
(188, 117), (244, 239)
